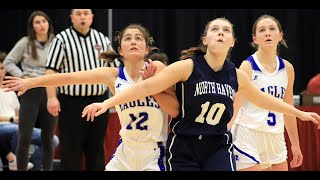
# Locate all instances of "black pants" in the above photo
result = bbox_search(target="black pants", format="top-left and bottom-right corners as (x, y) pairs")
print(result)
(0, 135), (10, 170)
(166, 131), (236, 171)
(17, 88), (57, 171)
(58, 93), (108, 171)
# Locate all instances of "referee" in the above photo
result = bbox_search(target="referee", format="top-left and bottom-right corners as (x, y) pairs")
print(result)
(45, 9), (121, 171)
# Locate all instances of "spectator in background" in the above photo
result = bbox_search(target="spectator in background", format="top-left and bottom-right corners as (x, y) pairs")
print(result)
(0, 51), (34, 171)
(3, 10), (57, 171)
(0, 122), (60, 171)
(0, 50), (59, 171)
(306, 73), (320, 94)
(0, 135), (34, 171)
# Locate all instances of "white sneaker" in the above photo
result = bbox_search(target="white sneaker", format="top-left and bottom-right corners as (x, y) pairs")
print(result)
(26, 162), (34, 170)
(8, 158), (34, 171)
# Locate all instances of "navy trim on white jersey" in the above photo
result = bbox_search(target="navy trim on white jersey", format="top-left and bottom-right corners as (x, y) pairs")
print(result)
(247, 55), (285, 72)
(118, 66), (127, 81)
(247, 55), (262, 72)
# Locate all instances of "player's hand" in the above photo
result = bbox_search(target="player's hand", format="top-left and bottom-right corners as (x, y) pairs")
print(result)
(290, 145), (303, 168)
(82, 102), (108, 122)
(47, 97), (61, 117)
(298, 111), (320, 129)
(140, 59), (157, 80)
(2, 76), (29, 96)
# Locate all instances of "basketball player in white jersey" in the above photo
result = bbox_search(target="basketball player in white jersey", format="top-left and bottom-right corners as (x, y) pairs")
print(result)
(230, 15), (303, 171)
(106, 56), (172, 171)
(2, 24), (179, 171)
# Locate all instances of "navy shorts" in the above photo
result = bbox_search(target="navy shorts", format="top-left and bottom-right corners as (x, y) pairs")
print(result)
(166, 131), (236, 171)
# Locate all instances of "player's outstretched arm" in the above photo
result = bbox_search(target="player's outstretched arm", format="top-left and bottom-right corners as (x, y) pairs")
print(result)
(237, 69), (320, 129)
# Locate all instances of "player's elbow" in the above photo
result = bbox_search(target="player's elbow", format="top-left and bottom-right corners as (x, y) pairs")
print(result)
(169, 107), (179, 118)
(170, 111), (179, 118)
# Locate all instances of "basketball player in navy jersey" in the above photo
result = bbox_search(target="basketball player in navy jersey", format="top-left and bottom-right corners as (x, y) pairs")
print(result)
(5, 18), (320, 171)
(230, 15), (306, 171)
(2, 24), (178, 171)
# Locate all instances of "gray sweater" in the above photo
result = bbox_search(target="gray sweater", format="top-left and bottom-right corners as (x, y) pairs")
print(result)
(4, 34), (54, 77)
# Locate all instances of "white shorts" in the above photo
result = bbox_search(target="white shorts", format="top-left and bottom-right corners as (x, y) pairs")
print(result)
(105, 139), (166, 171)
(231, 125), (287, 170)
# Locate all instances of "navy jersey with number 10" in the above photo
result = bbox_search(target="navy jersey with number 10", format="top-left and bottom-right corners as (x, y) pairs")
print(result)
(170, 53), (239, 137)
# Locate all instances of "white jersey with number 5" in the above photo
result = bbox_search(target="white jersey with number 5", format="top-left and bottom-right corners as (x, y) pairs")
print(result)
(234, 53), (288, 134)
(114, 66), (168, 144)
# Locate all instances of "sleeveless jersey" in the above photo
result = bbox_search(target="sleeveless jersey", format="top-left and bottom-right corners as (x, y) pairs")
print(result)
(114, 66), (168, 143)
(234, 53), (288, 134)
(170, 53), (238, 136)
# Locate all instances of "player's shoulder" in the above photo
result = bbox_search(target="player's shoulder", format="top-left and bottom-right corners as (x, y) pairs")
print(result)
(239, 59), (252, 69)
(282, 58), (294, 69)
(238, 60), (253, 76)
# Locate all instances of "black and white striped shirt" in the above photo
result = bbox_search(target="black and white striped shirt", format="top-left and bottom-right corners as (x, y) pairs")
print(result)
(46, 26), (121, 96)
